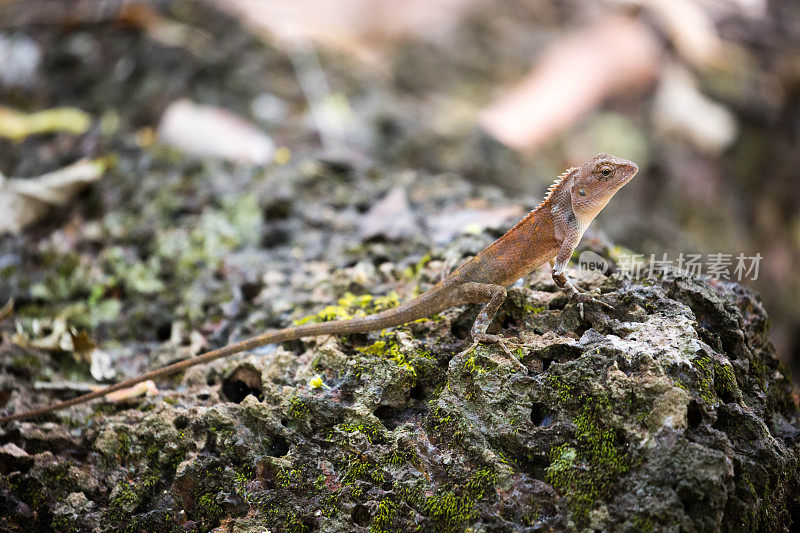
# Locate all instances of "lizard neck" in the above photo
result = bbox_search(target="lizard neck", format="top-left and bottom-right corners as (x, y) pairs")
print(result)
(548, 186), (589, 243)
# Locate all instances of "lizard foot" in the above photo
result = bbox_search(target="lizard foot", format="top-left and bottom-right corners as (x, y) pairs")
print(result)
(455, 334), (528, 373)
(567, 290), (613, 320)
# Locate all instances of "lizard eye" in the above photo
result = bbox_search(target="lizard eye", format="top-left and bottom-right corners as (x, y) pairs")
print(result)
(578, 188), (586, 197)
(598, 165), (613, 179)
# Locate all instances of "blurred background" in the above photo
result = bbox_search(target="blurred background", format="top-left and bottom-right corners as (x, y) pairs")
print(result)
(1, 0), (799, 377)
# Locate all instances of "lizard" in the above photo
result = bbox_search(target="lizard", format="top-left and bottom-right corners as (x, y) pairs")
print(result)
(0, 153), (638, 423)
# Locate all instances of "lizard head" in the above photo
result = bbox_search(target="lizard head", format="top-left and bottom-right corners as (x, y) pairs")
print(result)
(569, 153), (638, 223)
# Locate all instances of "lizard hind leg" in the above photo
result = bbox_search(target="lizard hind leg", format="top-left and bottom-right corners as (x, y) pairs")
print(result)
(453, 282), (528, 373)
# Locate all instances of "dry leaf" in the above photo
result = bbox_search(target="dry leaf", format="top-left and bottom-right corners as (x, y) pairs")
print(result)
(158, 99), (275, 164)
(0, 34), (41, 89)
(89, 348), (117, 381)
(208, 0), (482, 56)
(17, 318), (96, 364)
(104, 380), (159, 403)
(0, 106), (91, 140)
(0, 158), (107, 235)
(652, 64), (737, 154)
(480, 15), (661, 151)
(639, 0), (723, 68)
(0, 297), (13, 321)
(33, 381), (95, 394)
(358, 187), (417, 240)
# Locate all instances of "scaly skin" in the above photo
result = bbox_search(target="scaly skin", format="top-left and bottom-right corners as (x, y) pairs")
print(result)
(0, 153), (638, 423)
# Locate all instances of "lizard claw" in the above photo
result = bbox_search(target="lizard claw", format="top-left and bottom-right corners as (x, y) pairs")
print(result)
(570, 291), (614, 310)
(456, 334), (528, 373)
(570, 292), (613, 321)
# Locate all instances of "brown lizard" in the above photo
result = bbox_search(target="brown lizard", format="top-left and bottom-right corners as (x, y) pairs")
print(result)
(0, 153), (638, 423)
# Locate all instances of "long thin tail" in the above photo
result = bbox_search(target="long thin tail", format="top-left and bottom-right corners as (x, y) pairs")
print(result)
(0, 288), (452, 423)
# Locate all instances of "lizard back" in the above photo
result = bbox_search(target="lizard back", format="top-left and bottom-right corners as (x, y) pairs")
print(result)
(440, 168), (574, 288)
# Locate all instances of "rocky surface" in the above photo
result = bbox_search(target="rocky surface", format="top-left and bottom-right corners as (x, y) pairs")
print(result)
(1, 256), (799, 532)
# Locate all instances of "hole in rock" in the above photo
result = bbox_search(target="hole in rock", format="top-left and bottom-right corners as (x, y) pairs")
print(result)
(687, 401), (703, 429)
(374, 405), (401, 430)
(530, 403), (552, 426)
(221, 365), (264, 403)
(351, 505), (370, 526)
(268, 436), (290, 457)
(409, 384), (425, 400)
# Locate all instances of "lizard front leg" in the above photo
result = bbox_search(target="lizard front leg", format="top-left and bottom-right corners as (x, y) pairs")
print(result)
(453, 282), (527, 372)
(551, 246), (613, 316)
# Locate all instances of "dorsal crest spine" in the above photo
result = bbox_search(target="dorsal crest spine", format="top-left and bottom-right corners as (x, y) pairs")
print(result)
(534, 166), (576, 212)
(500, 166), (577, 235)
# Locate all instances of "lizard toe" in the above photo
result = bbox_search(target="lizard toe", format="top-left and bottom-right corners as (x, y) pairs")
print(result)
(471, 334), (528, 372)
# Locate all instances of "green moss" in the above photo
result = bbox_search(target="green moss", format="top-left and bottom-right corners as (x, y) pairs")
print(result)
(294, 293), (371, 324)
(415, 347), (435, 359)
(370, 499), (397, 533)
(29, 252), (93, 302)
(208, 423), (235, 440)
(383, 464), (497, 531)
(373, 292), (402, 311)
(109, 482), (139, 519)
(197, 492), (223, 523)
(343, 454), (386, 485)
(294, 291), (399, 325)
(632, 515), (657, 532)
(103, 425), (187, 475)
(8, 354), (41, 374)
(29, 461), (76, 507)
(713, 361), (738, 397)
(401, 253), (431, 281)
(283, 511), (310, 533)
(424, 491), (478, 530)
(234, 472), (256, 505)
(463, 353), (487, 375)
(749, 357), (766, 383)
(385, 448), (419, 467)
(393, 481), (424, 508)
(50, 515), (80, 533)
(693, 354), (717, 404)
(361, 339), (417, 375)
(688, 354), (740, 405)
(155, 192), (263, 278)
(547, 374), (581, 404)
(276, 467), (303, 488)
(351, 362), (369, 380)
(546, 446), (578, 493)
(545, 378), (632, 525)
(427, 402), (465, 446)
(109, 474), (159, 520)
(340, 422), (384, 444)
(466, 468), (498, 499)
(288, 397), (312, 420)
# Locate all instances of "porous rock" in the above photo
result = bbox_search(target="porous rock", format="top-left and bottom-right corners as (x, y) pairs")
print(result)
(0, 272), (798, 532)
